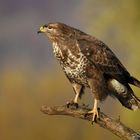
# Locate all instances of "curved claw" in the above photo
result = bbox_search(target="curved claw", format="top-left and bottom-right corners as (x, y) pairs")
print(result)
(66, 101), (79, 109)
(84, 107), (100, 124)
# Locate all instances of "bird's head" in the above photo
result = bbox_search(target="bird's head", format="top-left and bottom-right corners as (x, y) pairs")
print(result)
(37, 22), (77, 42)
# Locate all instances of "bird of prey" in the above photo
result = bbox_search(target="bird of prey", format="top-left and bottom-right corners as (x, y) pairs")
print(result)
(38, 22), (140, 122)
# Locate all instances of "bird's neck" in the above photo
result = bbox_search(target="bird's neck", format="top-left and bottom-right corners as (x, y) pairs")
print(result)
(52, 41), (65, 60)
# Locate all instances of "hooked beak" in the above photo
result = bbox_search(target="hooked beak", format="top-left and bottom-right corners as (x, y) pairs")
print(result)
(37, 26), (47, 34)
(37, 30), (42, 34)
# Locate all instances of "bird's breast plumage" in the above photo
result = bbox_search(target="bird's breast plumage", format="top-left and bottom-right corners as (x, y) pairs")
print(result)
(52, 42), (64, 59)
(52, 42), (90, 86)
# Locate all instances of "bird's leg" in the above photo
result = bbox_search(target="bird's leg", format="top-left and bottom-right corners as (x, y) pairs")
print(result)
(85, 99), (100, 123)
(67, 92), (79, 108)
(73, 91), (79, 104)
(66, 83), (83, 108)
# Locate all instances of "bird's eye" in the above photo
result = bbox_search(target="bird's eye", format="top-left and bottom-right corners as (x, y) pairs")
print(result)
(47, 25), (53, 30)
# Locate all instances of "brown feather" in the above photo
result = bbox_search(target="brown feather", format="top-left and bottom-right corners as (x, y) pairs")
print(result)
(40, 22), (140, 110)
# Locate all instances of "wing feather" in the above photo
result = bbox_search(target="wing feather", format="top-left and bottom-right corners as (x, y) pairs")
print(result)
(77, 35), (130, 83)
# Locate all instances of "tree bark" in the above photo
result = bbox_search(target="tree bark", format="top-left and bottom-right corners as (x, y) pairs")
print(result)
(40, 105), (140, 140)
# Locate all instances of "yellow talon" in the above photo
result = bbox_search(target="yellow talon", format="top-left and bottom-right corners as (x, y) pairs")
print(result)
(88, 108), (99, 122)
(85, 99), (100, 123)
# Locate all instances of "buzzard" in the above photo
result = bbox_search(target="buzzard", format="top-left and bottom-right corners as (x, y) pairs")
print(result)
(38, 22), (140, 122)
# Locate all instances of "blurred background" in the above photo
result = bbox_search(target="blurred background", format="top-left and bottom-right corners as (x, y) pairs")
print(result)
(0, 0), (140, 140)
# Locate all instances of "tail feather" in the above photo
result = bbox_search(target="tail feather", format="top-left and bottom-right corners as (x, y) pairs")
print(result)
(108, 78), (140, 110)
(129, 76), (140, 88)
(130, 94), (140, 110)
(117, 85), (140, 110)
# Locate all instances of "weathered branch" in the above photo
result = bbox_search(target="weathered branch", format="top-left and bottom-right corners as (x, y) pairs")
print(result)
(41, 105), (140, 140)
